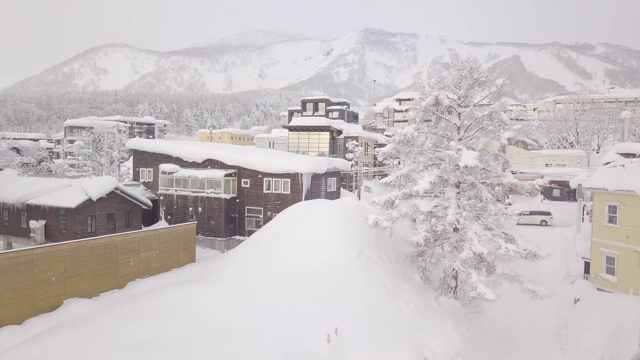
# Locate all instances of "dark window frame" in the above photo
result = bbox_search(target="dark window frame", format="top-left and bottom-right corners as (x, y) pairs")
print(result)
(125, 211), (133, 228)
(59, 209), (66, 234)
(87, 215), (96, 233)
(20, 210), (27, 229)
(106, 212), (116, 233)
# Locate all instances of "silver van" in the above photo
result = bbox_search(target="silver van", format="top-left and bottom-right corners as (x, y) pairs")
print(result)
(516, 210), (553, 226)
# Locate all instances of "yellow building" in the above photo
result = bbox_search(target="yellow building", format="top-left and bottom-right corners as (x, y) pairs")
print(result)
(197, 128), (256, 146)
(583, 145), (640, 295)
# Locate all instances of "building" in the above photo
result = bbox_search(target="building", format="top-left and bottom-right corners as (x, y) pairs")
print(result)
(127, 138), (349, 243)
(254, 129), (289, 152)
(582, 143), (640, 294)
(0, 169), (153, 250)
(61, 116), (170, 175)
(287, 96), (359, 124)
(197, 128), (256, 146)
(374, 92), (421, 128)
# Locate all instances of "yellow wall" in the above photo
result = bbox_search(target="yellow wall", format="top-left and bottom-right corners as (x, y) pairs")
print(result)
(0, 223), (196, 327)
(589, 191), (640, 294)
(198, 131), (254, 146)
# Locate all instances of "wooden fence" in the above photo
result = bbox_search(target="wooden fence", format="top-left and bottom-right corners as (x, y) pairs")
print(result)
(0, 222), (196, 328)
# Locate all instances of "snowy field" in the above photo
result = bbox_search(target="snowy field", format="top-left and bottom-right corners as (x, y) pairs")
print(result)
(0, 196), (639, 359)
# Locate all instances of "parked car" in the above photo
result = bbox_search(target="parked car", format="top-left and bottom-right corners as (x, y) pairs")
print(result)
(516, 210), (553, 226)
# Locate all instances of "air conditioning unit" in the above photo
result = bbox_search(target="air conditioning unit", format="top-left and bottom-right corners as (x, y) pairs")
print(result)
(29, 220), (46, 244)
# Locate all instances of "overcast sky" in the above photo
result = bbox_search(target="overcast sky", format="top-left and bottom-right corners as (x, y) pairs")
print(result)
(0, 0), (638, 89)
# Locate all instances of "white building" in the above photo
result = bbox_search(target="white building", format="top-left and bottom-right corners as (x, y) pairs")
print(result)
(254, 129), (289, 152)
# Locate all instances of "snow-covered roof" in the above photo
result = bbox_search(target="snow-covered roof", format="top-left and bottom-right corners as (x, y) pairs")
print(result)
(63, 119), (130, 129)
(326, 105), (347, 110)
(197, 128), (257, 136)
(0, 170), (151, 209)
(583, 158), (640, 194)
(51, 132), (64, 140)
(529, 149), (588, 157)
(0, 132), (49, 140)
(287, 106), (302, 111)
(611, 142), (640, 156)
(393, 91), (421, 100)
(159, 164), (236, 179)
(127, 138), (350, 174)
(255, 129), (289, 138)
(250, 126), (269, 132)
(286, 117), (389, 144)
(67, 115), (171, 126)
(300, 96), (349, 103)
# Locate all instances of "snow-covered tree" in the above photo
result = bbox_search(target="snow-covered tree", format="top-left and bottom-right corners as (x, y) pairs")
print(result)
(345, 140), (364, 192)
(70, 125), (129, 180)
(370, 55), (544, 304)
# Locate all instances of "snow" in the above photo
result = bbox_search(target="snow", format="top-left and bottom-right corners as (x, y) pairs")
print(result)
(583, 157), (640, 194)
(173, 168), (236, 179)
(600, 150), (623, 165)
(0, 132), (49, 140)
(0, 199), (463, 360)
(254, 129), (288, 138)
(325, 105), (347, 110)
(611, 142), (640, 156)
(63, 119), (129, 129)
(530, 149), (588, 156)
(286, 117), (390, 143)
(458, 148), (479, 167)
(127, 138), (351, 174)
(197, 128), (257, 136)
(300, 95), (349, 103)
(0, 170), (149, 209)
(598, 273), (619, 284)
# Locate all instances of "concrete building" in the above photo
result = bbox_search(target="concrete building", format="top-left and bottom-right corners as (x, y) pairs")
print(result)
(197, 128), (256, 146)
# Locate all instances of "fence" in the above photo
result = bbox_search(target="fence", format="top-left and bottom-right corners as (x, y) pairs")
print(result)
(0, 222), (196, 328)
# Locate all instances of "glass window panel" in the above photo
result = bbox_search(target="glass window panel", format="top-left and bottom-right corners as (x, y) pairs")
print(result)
(191, 178), (206, 190)
(160, 176), (174, 189)
(273, 179), (281, 193)
(224, 179), (232, 194)
(282, 179), (291, 194)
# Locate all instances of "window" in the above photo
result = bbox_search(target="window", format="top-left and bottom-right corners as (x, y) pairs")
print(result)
(264, 178), (272, 193)
(317, 102), (326, 114)
(59, 209), (66, 234)
(241, 179), (250, 187)
(125, 211), (133, 228)
(189, 207), (196, 221)
(282, 179), (291, 194)
(159, 175), (237, 195)
(245, 206), (264, 231)
(20, 211), (26, 228)
(106, 213), (116, 233)
(328, 111), (339, 118)
(246, 207), (263, 217)
(139, 168), (153, 182)
(87, 215), (96, 233)
(2, 208), (8, 226)
(327, 177), (337, 191)
(246, 218), (263, 230)
(304, 102), (313, 115)
(552, 188), (561, 197)
(606, 202), (619, 226)
(273, 179), (282, 193)
(604, 254), (617, 277)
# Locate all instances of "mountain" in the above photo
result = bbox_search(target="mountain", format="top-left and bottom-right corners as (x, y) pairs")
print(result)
(4, 29), (640, 103)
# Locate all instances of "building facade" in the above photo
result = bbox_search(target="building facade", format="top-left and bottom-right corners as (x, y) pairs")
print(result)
(0, 170), (151, 250)
(287, 96), (359, 124)
(127, 139), (349, 240)
(197, 128), (256, 146)
(583, 145), (640, 294)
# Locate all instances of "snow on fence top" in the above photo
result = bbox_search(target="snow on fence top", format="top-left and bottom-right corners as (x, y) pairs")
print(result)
(0, 170), (151, 208)
(529, 149), (588, 156)
(197, 128), (257, 136)
(127, 138), (350, 174)
(583, 158), (640, 194)
(160, 164), (236, 179)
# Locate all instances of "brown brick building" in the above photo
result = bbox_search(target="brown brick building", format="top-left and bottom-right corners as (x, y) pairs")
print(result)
(0, 170), (152, 249)
(127, 139), (350, 239)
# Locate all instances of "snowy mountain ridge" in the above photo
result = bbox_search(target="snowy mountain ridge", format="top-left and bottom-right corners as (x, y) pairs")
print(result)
(5, 28), (640, 103)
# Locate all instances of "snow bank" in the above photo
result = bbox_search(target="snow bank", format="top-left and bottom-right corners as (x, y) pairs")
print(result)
(127, 138), (350, 174)
(0, 199), (462, 360)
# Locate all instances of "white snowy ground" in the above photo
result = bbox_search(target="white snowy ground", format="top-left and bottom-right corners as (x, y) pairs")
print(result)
(0, 199), (462, 360)
(1, 194), (639, 359)
(466, 196), (640, 359)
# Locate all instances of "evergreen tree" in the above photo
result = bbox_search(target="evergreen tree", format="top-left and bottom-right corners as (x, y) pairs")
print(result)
(370, 55), (544, 304)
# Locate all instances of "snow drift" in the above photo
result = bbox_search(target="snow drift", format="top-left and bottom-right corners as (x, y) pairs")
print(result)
(0, 199), (462, 360)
